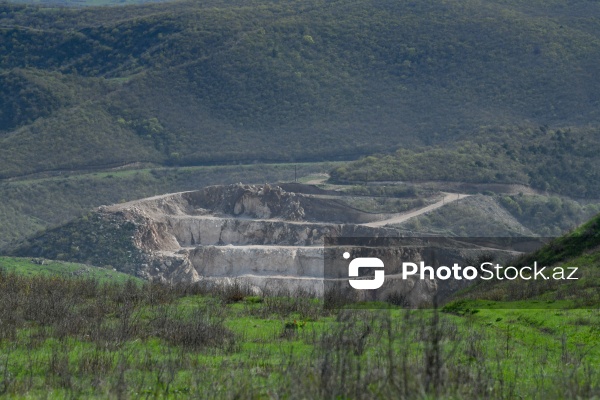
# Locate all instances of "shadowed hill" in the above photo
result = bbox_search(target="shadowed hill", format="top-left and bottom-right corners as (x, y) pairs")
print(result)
(1, 0), (600, 178)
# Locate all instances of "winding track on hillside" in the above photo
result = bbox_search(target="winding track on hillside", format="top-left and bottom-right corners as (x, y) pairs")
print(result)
(300, 174), (471, 227)
(362, 192), (470, 227)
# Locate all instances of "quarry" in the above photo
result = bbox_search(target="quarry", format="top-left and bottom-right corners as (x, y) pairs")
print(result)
(13, 183), (522, 307)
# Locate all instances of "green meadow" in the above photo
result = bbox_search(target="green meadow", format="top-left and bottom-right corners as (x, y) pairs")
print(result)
(0, 257), (598, 399)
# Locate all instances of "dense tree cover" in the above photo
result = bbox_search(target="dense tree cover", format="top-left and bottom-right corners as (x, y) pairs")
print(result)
(0, 0), (600, 178)
(331, 126), (600, 197)
(0, 69), (63, 130)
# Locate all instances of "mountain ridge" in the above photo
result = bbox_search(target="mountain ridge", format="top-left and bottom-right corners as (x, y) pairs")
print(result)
(1, 0), (600, 180)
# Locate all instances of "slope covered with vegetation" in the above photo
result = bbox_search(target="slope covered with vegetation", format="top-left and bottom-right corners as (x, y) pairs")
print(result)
(520, 212), (600, 270)
(0, 256), (142, 282)
(331, 125), (600, 197)
(453, 212), (600, 305)
(1, 0), (600, 183)
(0, 263), (598, 398)
(9, 0), (166, 6)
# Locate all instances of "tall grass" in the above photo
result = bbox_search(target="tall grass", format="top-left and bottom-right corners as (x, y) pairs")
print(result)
(0, 269), (598, 398)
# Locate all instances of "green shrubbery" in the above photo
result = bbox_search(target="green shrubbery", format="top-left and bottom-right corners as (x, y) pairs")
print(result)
(0, 268), (598, 398)
(333, 126), (600, 198)
(1, 1), (600, 178)
(498, 194), (600, 236)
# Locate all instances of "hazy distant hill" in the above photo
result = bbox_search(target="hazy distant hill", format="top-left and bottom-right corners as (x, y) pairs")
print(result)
(1, 0), (600, 179)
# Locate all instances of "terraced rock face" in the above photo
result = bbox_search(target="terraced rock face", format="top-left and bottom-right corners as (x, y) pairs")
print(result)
(12, 183), (438, 306)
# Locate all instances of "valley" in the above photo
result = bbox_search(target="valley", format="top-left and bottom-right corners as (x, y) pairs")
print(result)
(0, 0), (599, 397)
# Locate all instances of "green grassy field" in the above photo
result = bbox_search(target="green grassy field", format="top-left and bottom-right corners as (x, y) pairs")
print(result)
(0, 262), (598, 398)
(0, 256), (142, 283)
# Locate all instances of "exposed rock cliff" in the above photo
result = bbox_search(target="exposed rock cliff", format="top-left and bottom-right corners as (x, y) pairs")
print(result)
(12, 183), (440, 306)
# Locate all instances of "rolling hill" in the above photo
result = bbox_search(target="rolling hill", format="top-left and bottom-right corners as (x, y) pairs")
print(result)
(452, 211), (600, 306)
(1, 0), (600, 180)
(1, 2), (600, 398)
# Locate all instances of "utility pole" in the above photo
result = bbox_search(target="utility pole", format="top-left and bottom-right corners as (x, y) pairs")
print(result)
(294, 165), (297, 182)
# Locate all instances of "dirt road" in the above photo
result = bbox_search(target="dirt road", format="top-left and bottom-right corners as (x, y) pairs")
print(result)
(362, 192), (470, 227)
(304, 174), (330, 185)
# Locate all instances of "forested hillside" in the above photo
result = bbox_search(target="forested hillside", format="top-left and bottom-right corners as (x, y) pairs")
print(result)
(1, 0), (600, 180)
(331, 125), (600, 197)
